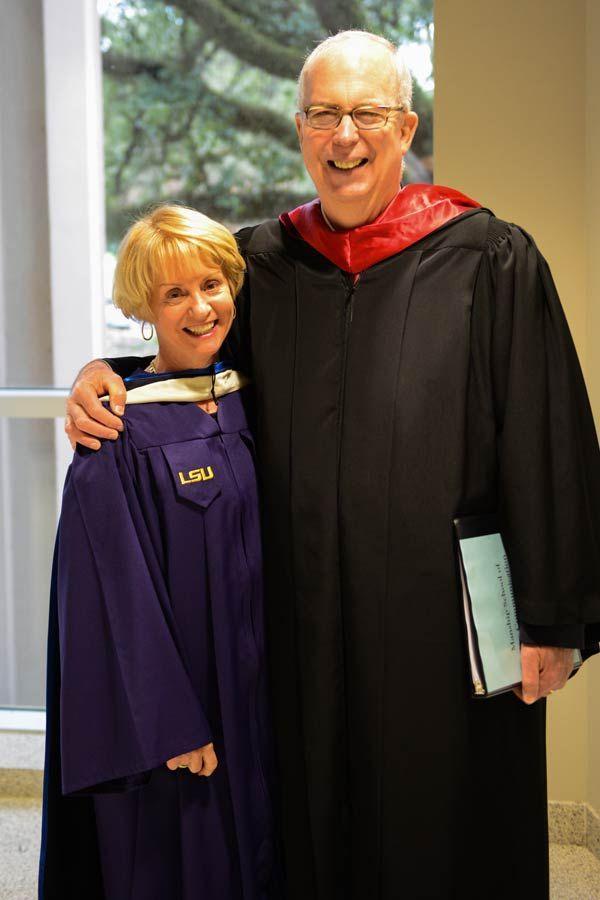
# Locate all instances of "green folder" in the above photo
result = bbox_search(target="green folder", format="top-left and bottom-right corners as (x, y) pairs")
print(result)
(454, 515), (582, 698)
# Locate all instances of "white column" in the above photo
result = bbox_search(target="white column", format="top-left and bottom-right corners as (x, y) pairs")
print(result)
(0, 16), (12, 706)
(0, 0), (55, 706)
(42, 0), (106, 492)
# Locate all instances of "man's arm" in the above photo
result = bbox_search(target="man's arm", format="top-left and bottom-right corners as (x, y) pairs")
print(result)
(65, 360), (126, 450)
(104, 356), (154, 377)
(519, 623), (584, 648)
(65, 356), (151, 450)
(482, 222), (600, 703)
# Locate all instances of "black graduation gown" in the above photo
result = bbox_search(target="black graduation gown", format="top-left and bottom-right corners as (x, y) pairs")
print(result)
(110, 208), (600, 900)
(231, 209), (600, 900)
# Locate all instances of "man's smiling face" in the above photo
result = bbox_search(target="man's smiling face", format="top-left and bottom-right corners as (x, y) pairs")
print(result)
(295, 42), (418, 230)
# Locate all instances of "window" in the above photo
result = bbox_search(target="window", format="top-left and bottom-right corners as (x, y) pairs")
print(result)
(99, 0), (434, 353)
(0, 0), (105, 712)
(0, 0), (433, 712)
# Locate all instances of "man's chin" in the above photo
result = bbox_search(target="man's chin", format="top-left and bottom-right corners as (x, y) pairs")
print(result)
(319, 179), (374, 204)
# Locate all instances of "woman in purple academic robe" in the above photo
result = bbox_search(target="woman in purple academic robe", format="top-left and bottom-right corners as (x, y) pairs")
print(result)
(39, 206), (278, 900)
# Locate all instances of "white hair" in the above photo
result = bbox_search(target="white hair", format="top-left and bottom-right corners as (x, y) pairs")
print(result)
(296, 30), (413, 111)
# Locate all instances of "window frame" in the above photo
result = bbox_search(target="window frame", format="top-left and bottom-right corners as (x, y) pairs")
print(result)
(0, 0), (106, 720)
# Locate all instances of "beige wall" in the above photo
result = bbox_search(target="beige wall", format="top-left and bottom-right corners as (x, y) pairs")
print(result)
(435, 0), (600, 806)
(586, 0), (600, 815)
(435, 0), (587, 350)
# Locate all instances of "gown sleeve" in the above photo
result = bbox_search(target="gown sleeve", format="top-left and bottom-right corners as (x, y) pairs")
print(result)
(476, 219), (600, 647)
(221, 225), (253, 374)
(57, 431), (213, 795)
(104, 356), (153, 377)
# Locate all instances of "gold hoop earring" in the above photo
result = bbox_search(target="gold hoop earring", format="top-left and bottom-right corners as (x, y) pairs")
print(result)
(141, 321), (154, 341)
(232, 306), (237, 321)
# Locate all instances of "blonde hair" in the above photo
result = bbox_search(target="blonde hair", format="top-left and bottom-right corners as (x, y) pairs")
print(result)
(297, 30), (413, 111)
(113, 204), (246, 322)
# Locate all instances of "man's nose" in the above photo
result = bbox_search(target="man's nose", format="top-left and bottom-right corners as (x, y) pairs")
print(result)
(333, 113), (360, 144)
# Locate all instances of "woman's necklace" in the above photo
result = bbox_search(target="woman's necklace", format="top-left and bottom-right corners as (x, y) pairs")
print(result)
(145, 356), (218, 413)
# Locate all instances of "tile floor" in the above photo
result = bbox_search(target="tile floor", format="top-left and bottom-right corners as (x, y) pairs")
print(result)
(2, 799), (600, 899)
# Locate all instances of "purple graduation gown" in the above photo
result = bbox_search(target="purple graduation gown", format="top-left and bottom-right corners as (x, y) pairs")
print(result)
(39, 378), (277, 899)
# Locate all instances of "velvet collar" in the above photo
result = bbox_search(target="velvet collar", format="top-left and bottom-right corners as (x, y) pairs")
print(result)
(279, 183), (481, 275)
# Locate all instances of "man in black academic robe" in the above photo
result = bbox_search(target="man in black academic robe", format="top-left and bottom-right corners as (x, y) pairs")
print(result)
(65, 32), (600, 900)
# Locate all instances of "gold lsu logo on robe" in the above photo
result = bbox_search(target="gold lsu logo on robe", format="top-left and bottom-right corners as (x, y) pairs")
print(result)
(178, 466), (215, 485)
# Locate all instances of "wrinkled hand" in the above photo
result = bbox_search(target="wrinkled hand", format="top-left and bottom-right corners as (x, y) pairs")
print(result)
(166, 743), (218, 776)
(513, 645), (575, 704)
(65, 361), (126, 450)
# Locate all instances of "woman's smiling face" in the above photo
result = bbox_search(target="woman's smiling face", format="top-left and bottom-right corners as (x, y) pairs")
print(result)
(150, 257), (235, 372)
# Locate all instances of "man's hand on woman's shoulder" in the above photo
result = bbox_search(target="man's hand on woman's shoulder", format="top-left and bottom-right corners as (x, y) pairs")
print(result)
(66, 360), (126, 450)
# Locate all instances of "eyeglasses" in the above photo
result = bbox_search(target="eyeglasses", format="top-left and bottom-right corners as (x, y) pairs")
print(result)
(302, 105), (405, 131)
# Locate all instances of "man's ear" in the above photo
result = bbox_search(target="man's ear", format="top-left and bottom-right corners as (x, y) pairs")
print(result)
(400, 111), (419, 154)
(295, 112), (303, 147)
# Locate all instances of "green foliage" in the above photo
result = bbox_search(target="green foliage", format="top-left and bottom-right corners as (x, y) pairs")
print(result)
(101, 0), (434, 246)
